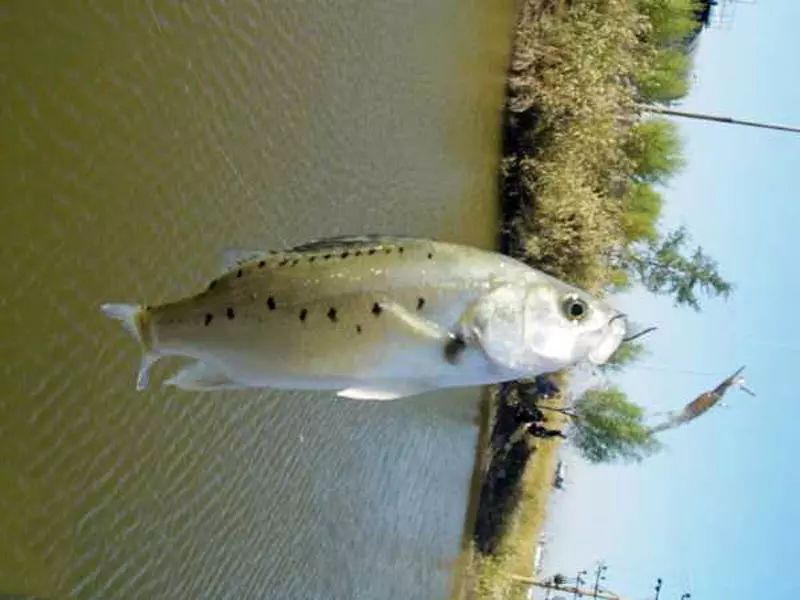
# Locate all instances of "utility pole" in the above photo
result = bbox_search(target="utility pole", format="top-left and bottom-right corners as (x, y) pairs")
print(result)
(640, 104), (800, 135)
(592, 562), (608, 598)
(510, 575), (625, 600)
(654, 578), (663, 600)
(574, 570), (588, 599)
(511, 574), (689, 600)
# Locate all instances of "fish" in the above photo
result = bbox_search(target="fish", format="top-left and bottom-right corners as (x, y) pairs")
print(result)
(101, 236), (627, 400)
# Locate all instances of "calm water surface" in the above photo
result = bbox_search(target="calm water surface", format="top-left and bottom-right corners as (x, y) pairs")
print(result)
(0, 2), (517, 598)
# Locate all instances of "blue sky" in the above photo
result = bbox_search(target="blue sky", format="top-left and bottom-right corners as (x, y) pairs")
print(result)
(541, 2), (800, 598)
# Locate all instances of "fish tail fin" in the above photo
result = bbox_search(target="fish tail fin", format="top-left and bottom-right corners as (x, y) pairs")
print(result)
(100, 303), (159, 391)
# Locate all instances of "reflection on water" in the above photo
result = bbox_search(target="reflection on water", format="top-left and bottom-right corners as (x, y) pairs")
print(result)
(0, 2), (516, 598)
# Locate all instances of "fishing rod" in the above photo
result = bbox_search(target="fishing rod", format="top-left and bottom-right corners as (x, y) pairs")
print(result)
(640, 105), (800, 135)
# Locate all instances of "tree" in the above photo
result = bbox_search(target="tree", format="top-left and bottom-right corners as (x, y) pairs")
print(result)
(635, 0), (701, 46)
(624, 118), (685, 184)
(636, 48), (692, 103)
(626, 226), (733, 310)
(569, 387), (662, 463)
(622, 182), (663, 243)
(605, 267), (633, 293)
(599, 340), (648, 373)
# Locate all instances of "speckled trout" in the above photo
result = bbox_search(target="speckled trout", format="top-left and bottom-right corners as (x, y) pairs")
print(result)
(101, 236), (627, 400)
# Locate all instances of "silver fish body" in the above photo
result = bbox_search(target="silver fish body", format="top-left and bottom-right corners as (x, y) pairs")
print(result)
(102, 236), (626, 399)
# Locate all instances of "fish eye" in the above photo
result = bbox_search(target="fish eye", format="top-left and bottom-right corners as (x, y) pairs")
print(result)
(561, 295), (589, 322)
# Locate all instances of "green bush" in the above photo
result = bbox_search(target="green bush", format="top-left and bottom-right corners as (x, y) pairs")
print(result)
(636, 0), (701, 45)
(622, 182), (663, 242)
(625, 118), (685, 183)
(636, 48), (692, 102)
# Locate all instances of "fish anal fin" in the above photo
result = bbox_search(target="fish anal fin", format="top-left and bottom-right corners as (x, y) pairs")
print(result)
(221, 249), (270, 271)
(136, 353), (160, 391)
(164, 361), (248, 392)
(336, 383), (435, 401)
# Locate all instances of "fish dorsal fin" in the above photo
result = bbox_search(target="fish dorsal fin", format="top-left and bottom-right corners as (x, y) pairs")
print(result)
(164, 361), (249, 391)
(288, 235), (424, 252)
(337, 384), (435, 401)
(221, 248), (270, 271)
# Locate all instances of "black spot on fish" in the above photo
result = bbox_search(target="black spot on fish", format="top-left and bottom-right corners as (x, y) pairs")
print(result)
(445, 334), (466, 364)
(356, 324), (362, 334)
(279, 259), (288, 266)
(341, 251), (349, 258)
(226, 307), (235, 320)
(355, 250), (362, 257)
(327, 307), (337, 322)
(324, 254), (332, 260)
(398, 246), (404, 254)
(258, 260), (266, 268)
(291, 259), (299, 266)
(204, 313), (213, 326)
(299, 308), (308, 322)
(384, 247), (391, 254)
(208, 280), (218, 290)
(417, 297), (425, 311)
(267, 297), (276, 310)
(368, 249), (376, 256)
(309, 256), (316, 262)
(427, 252), (433, 259)
(237, 269), (243, 278)
(371, 302), (382, 316)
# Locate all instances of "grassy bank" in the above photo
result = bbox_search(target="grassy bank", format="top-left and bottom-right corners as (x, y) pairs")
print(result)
(470, 407), (565, 600)
(461, 381), (567, 600)
(467, 0), (701, 597)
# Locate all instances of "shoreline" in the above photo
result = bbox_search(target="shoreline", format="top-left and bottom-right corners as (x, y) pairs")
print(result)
(449, 391), (495, 600)
(454, 0), (693, 593)
(457, 0), (707, 589)
(460, 382), (566, 600)
(454, 0), (566, 595)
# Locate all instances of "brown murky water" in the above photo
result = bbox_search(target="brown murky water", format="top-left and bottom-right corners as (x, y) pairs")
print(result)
(0, 2), (516, 598)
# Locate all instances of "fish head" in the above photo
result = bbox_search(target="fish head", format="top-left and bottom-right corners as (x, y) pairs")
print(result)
(466, 278), (626, 374)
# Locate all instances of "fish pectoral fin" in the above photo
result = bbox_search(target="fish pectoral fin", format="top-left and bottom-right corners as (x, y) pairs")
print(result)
(377, 299), (469, 364)
(376, 299), (452, 342)
(221, 248), (270, 270)
(337, 383), (436, 401)
(164, 361), (248, 391)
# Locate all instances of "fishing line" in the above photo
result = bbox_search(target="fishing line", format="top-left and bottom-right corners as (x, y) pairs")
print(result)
(737, 337), (800, 352)
(622, 326), (658, 343)
(613, 362), (722, 377)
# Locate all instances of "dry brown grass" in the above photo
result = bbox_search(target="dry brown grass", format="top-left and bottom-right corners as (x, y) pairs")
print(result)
(502, 0), (649, 291)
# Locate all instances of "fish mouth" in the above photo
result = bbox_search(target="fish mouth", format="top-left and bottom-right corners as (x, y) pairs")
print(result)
(587, 313), (627, 364)
(609, 312), (627, 325)
(608, 312), (660, 343)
